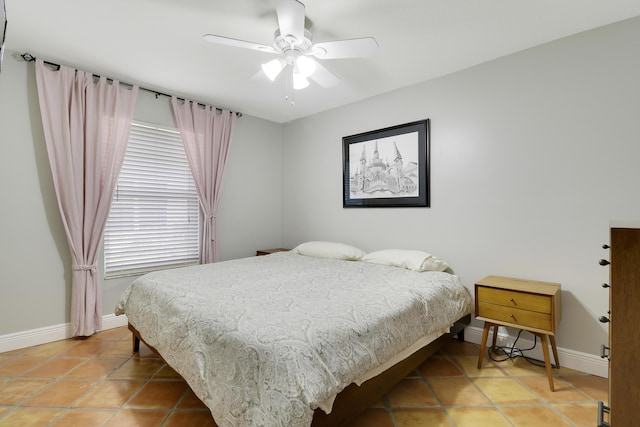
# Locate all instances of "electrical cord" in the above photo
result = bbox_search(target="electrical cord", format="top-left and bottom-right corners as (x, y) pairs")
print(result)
(487, 329), (557, 368)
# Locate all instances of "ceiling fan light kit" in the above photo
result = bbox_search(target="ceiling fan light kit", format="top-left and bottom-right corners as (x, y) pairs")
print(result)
(295, 55), (316, 77)
(203, 0), (378, 98)
(261, 50), (316, 90)
(262, 58), (284, 81)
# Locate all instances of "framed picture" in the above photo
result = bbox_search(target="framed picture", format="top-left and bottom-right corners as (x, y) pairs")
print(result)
(0, 0), (6, 74)
(343, 119), (430, 208)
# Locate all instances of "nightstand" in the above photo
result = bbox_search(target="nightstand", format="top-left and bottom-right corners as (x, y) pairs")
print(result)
(256, 248), (290, 256)
(475, 275), (561, 391)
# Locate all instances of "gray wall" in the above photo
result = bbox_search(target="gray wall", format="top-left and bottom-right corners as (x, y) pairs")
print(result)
(1, 16), (638, 360)
(281, 16), (640, 355)
(0, 54), (283, 335)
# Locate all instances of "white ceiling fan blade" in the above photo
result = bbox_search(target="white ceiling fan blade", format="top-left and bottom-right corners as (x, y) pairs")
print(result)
(276, 0), (305, 43)
(312, 37), (378, 59)
(203, 34), (277, 54)
(309, 61), (340, 88)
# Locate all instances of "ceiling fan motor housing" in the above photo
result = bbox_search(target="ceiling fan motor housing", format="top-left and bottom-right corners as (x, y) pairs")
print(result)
(274, 29), (313, 55)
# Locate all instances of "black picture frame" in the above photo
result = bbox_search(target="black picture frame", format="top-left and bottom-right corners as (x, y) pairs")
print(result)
(0, 0), (6, 74)
(343, 119), (430, 208)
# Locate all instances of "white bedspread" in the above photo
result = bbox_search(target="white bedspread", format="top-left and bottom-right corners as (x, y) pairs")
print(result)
(115, 252), (472, 427)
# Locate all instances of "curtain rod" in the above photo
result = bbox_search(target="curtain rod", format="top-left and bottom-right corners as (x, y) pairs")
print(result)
(20, 52), (242, 117)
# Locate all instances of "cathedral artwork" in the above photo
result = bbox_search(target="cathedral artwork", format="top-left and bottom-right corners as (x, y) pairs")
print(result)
(343, 119), (429, 208)
(348, 132), (419, 199)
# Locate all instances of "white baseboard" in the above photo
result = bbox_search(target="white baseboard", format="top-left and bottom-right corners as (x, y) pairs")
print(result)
(0, 314), (129, 354)
(463, 325), (608, 378)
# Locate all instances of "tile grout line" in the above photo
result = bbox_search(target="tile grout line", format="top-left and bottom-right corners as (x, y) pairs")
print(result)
(0, 336), (138, 427)
(0, 331), (608, 427)
(43, 338), (128, 427)
(381, 395), (400, 427)
(101, 351), (168, 427)
(457, 352), (517, 427)
(482, 348), (598, 427)
(481, 351), (563, 426)
(417, 354), (456, 426)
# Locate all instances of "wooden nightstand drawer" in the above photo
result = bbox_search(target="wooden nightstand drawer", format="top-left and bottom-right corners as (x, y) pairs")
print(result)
(475, 275), (561, 392)
(477, 286), (552, 314)
(474, 275), (561, 334)
(477, 301), (552, 331)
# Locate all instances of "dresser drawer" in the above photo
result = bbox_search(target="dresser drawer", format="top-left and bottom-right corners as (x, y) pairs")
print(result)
(477, 302), (552, 331)
(477, 286), (552, 314)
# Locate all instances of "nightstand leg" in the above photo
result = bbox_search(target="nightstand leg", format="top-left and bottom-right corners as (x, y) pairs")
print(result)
(491, 324), (498, 350)
(549, 335), (560, 369)
(478, 322), (491, 369)
(539, 334), (555, 391)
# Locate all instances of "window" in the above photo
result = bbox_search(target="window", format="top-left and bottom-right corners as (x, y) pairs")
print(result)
(104, 121), (200, 278)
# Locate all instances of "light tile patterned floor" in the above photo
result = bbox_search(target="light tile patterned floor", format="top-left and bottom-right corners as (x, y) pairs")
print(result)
(0, 326), (607, 426)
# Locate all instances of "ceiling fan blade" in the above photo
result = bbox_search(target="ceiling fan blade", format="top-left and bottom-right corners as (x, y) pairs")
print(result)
(276, 0), (305, 43)
(312, 37), (378, 59)
(309, 61), (340, 88)
(203, 34), (277, 54)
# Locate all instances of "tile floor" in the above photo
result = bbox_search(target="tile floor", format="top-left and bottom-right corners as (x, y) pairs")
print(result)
(0, 326), (607, 426)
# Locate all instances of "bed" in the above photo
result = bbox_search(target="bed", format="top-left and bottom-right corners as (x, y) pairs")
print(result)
(115, 243), (473, 427)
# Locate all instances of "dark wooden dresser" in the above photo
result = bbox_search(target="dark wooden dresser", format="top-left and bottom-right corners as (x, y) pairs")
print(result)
(598, 224), (640, 426)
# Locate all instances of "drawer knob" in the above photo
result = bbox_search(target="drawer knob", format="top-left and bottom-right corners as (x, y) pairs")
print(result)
(599, 259), (610, 266)
(509, 298), (515, 303)
(602, 283), (610, 288)
(598, 315), (610, 323)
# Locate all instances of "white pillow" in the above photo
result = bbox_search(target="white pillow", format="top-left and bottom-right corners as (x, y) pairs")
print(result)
(291, 241), (366, 261)
(362, 249), (449, 272)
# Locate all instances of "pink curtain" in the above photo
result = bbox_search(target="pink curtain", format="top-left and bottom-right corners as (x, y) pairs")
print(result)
(171, 97), (237, 263)
(35, 59), (138, 336)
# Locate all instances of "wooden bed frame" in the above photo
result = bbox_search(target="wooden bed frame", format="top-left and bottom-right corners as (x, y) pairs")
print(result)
(129, 314), (470, 427)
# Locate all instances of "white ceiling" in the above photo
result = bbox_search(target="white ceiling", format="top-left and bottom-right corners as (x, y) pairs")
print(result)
(6, 0), (640, 123)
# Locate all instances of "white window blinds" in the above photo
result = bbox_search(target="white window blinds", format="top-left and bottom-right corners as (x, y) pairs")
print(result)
(104, 121), (200, 278)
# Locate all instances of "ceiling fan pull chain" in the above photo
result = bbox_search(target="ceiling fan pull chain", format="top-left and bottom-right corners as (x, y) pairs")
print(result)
(285, 65), (295, 107)
(286, 94), (295, 107)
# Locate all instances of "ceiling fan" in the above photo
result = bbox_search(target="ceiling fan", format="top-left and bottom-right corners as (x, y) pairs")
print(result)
(203, 0), (378, 90)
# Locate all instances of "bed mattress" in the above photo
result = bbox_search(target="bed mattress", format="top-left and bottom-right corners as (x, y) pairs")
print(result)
(115, 252), (472, 427)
